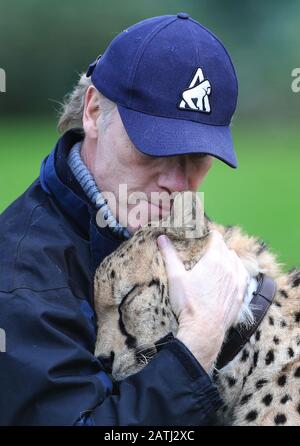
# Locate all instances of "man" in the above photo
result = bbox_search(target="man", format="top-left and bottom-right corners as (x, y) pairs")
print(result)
(0, 13), (249, 425)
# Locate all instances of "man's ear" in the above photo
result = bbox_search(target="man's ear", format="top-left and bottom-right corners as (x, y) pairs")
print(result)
(83, 86), (101, 140)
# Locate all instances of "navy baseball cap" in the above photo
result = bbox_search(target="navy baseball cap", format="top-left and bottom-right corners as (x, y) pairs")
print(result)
(86, 13), (239, 168)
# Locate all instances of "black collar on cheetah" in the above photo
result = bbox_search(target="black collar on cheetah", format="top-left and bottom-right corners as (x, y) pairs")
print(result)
(215, 273), (277, 371)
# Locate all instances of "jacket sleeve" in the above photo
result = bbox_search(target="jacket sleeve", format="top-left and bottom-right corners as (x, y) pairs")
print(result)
(78, 334), (223, 426)
(0, 288), (222, 426)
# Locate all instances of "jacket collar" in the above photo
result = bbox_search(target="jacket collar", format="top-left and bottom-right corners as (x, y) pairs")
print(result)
(39, 129), (124, 273)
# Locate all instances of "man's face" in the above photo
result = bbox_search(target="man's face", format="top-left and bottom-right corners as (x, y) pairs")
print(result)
(82, 89), (213, 233)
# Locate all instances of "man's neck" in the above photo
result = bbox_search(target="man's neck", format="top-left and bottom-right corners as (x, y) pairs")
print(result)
(81, 138), (97, 175)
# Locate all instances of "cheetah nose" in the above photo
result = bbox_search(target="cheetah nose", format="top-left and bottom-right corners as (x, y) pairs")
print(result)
(97, 351), (115, 374)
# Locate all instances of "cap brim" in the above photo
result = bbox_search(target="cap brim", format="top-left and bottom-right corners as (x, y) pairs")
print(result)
(117, 104), (238, 168)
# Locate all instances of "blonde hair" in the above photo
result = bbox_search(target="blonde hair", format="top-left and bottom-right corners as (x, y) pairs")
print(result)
(57, 73), (116, 134)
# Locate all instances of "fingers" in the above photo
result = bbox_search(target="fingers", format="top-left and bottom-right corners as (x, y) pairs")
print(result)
(157, 235), (185, 277)
(230, 249), (250, 301)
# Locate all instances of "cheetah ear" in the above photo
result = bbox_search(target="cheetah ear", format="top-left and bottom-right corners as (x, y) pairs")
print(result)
(163, 191), (207, 237)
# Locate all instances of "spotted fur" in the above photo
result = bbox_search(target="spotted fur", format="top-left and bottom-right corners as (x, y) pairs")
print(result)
(94, 193), (300, 426)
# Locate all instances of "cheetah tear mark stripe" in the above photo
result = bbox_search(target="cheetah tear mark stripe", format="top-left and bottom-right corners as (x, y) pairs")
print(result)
(118, 285), (139, 349)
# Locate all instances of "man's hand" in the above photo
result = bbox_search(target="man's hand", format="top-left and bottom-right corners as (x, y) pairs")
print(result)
(157, 230), (250, 373)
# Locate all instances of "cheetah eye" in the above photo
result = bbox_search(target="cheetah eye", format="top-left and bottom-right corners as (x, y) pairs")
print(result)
(119, 284), (139, 306)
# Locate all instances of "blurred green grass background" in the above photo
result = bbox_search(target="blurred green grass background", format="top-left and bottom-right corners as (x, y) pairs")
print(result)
(1, 1), (299, 272)
(0, 118), (298, 271)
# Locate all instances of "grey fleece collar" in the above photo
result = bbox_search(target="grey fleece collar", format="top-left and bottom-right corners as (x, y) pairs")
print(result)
(68, 140), (131, 241)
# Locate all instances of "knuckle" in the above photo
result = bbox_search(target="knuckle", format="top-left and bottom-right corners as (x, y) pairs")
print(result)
(211, 229), (224, 240)
(181, 296), (198, 317)
(209, 230), (224, 248)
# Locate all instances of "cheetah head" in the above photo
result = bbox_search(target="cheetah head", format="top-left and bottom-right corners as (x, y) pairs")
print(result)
(94, 191), (209, 381)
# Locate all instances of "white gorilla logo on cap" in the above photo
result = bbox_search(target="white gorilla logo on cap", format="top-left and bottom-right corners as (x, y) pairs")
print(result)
(179, 68), (211, 113)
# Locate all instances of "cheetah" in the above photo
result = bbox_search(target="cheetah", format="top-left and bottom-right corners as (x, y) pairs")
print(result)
(94, 192), (300, 426)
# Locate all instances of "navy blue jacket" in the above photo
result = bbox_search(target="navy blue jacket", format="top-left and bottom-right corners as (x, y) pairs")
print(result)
(0, 130), (222, 426)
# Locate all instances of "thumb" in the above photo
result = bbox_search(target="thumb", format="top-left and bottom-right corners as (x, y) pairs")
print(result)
(157, 235), (185, 278)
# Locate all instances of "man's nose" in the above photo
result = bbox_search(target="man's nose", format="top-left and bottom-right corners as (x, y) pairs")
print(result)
(157, 158), (188, 192)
